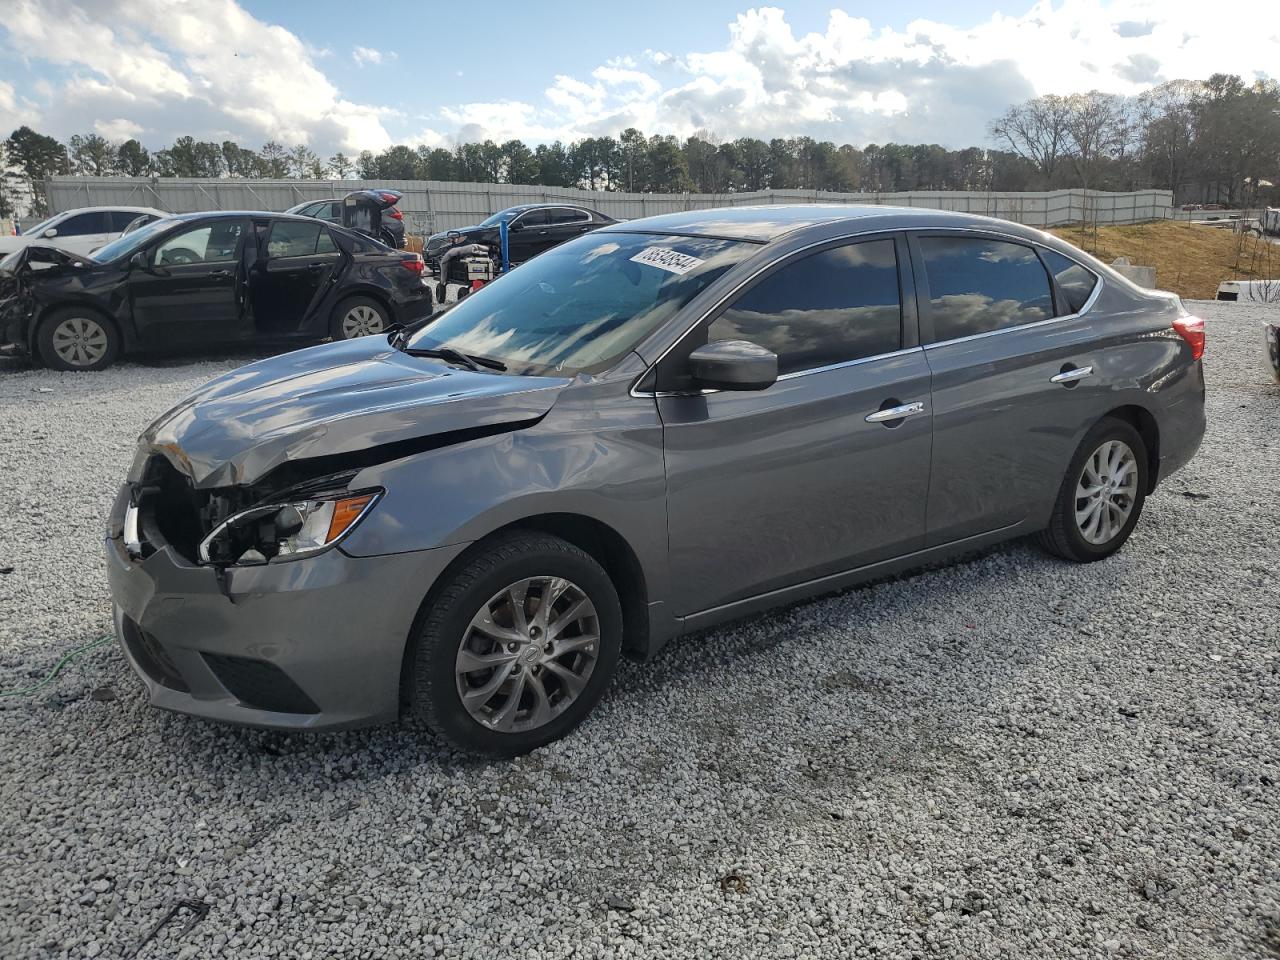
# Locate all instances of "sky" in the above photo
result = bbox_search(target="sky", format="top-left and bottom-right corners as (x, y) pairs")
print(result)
(1, 0), (1276, 157)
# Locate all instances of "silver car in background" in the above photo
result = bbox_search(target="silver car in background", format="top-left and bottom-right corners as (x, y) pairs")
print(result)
(106, 206), (1206, 754)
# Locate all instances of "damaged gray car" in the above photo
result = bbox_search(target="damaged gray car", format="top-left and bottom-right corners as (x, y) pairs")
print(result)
(107, 206), (1206, 755)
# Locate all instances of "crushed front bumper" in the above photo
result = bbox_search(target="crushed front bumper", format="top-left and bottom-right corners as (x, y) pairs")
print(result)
(105, 486), (468, 731)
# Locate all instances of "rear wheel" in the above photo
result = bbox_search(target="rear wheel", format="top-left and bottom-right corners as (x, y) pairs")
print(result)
(1039, 417), (1148, 562)
(407, 533), (622, 755)
(330, 296), (389, 340)
(37, 308), (120, 371)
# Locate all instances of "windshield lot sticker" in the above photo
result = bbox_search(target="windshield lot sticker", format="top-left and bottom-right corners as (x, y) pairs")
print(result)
(630, 247), (705, 275)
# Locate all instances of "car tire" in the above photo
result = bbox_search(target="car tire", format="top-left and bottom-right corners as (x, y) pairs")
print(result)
(330, 296), (390, 340)
(434, 281), (446, 304)
(1039, 417), (1149, 562)
(36, 308), (121, 372)
(406, 533), (623, 756)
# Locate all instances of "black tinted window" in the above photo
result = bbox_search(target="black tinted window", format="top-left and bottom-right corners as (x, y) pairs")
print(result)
(548, 207), (589, 224)
(919, 237), (1053, 341)
(1041, 249), (1098, 314)
(56, 212), (109, 236)
(108, 211), (151, 231)
(266, 220), (323, 258)
(315, 228), (338, 254)
(708, 240), (902, 376)
(515, 209), (548, 227)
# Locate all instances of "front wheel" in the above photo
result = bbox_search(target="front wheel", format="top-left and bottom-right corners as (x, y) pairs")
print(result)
(1039, 417), (1149, 562)
(37, 309), (120, 371)
(406, 534), (622, 755)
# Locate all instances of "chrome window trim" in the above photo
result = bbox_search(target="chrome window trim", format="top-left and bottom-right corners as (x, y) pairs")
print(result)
(629, 224), (1103, 398)
(776, 346), (924, 382)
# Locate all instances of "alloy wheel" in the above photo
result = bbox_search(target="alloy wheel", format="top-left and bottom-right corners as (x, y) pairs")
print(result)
(1074, 439), (1138, 545)
(50, 316), (110, 367)
(340, 304), (385, 338)
(455, 576), (600, 733)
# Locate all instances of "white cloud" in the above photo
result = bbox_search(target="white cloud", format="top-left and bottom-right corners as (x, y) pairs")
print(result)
(0, 0), (394, 154)
(435, 0), (1279, 147)
(1, 0), (1277, 158)
(353, 46), (396, 67)
(94, 117), (144, 141)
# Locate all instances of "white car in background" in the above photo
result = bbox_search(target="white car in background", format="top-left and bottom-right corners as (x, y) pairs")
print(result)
(0, 206), (169, 257)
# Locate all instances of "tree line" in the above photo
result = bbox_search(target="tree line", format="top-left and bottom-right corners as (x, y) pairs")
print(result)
(2, 73), (1276, 218)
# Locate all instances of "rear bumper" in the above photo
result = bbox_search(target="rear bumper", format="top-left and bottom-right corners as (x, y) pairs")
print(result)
(1154, 359), (1207, 485)
(105, 494), (468, 730)
(392, 287), (434, 325)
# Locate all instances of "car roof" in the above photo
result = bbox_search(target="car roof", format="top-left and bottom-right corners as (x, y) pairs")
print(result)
(596, 204), (1038, 243)
(161, 210), (326, 223)
(55, 205), (168, 217)
(498, 202), (603, 215)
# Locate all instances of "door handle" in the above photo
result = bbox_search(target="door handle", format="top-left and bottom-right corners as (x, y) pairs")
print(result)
(1050, 365), (1093, 384)
(865, 401), (926, 424)
(305, 262), (325, 271)
(208, 269), (233, 281)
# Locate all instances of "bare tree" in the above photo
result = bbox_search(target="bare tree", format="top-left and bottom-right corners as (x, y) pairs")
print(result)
(1137, 80), (1202, 196)
(1065, 91), (1127, 189)
(988, 94), (1073, 187)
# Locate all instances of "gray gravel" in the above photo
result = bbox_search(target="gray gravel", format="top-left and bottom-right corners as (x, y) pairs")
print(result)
(1, 302), (1277, 959)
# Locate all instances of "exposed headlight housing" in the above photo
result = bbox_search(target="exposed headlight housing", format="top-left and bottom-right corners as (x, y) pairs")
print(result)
(198, 490), (381, 566)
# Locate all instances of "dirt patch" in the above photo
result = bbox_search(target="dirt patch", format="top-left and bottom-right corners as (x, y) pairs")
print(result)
(1048, 220), (1279, 299)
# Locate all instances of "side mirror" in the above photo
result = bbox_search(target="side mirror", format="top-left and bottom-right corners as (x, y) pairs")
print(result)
(42, 227), (57, 239)
(688, 340), (778, 391)
(507, 219), (524, 232)
(129, 251), (149, 271)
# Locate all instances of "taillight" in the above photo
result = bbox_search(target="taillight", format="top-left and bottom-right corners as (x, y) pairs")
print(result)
(378, 191), (398, 204)
(387, 207), (404, 220)
(399, 255), (425, 274)
(1172, 316), (1205, 360)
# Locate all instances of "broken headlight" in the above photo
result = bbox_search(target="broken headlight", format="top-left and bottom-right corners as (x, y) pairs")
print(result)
(197, 490), (381, 566)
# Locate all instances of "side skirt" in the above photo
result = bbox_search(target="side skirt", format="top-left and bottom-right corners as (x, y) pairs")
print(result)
(674, 519), (1032, 638)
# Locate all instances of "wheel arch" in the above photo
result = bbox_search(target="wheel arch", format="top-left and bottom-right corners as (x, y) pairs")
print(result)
(397, 512), (651, 714)
(1099, 404), (1160, 492)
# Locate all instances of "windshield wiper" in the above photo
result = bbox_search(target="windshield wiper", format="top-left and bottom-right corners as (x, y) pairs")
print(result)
(402, 344), (507, 372)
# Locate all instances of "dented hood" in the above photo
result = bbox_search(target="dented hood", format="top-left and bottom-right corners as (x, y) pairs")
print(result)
(134, 335), (571, 488)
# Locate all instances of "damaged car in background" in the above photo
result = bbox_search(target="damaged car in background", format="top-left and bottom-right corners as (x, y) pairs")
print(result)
(106, 206), (1206, 756)
(1, 211), (431, 371)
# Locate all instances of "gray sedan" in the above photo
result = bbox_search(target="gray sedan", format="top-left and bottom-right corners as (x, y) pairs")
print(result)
(106, 205), (1206, 754)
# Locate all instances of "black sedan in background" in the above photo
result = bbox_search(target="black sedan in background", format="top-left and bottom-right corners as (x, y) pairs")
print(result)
(286, 193), (407, 249)
(0, 212), (431, 371)
(423, 203), (615, 278)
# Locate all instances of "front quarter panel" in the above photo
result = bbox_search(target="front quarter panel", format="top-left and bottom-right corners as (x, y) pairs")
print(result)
(339, 372), (669, 604)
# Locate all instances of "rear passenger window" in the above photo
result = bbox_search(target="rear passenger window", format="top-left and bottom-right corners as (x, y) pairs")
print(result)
(918, 237), (1053, 341)
(315, 228), (338, 254)
(548, 208), (589, 224)
(1041, 249), (1098, 314)
(267, 220), (323, 258)
(708, 239), (902, 376)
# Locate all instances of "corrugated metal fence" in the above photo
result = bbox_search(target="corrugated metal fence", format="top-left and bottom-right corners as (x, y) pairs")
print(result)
(44, 177), (1173, 234)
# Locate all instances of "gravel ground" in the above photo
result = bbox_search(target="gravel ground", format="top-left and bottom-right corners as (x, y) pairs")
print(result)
(1, 302), (1277, 960)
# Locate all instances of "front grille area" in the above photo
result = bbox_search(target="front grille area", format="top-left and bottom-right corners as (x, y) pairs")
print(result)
(202, 654), (320, 715)
(119, 615), (190, 692)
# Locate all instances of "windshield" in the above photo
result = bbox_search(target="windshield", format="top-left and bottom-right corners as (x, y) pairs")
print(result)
(405, 232), (750, 376)
(88, 218), (177, 263)
(19, 214), (60, 237)
(477, 210), (517, 227)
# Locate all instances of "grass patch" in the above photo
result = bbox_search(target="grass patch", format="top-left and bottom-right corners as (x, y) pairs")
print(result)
(1047, 221), (1279, 300)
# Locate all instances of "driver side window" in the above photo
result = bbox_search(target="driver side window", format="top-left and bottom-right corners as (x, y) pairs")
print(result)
(154, 222), (243, 266)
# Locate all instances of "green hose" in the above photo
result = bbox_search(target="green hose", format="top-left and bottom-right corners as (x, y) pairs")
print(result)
(0, 635), (114, 698)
